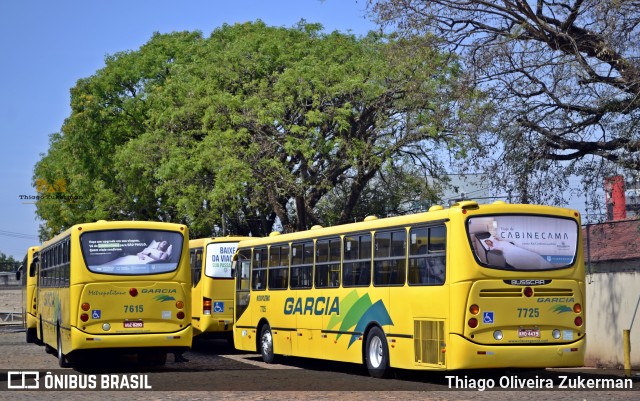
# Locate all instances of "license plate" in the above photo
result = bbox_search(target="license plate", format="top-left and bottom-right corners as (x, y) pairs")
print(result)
(124, 321), (143, 328)
(518, 328), (540, 338)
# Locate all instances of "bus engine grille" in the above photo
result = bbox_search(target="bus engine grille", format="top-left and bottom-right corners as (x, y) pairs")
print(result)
(413, 319), (445, 366)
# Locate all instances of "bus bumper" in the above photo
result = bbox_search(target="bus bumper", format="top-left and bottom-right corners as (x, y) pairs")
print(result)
(195, 316), (232, 336)
(446, 334), (585, 370)
(70, 325), (192, 351)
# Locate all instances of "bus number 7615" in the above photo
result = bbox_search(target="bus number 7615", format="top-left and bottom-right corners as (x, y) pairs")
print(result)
(124, 305), (144, 313)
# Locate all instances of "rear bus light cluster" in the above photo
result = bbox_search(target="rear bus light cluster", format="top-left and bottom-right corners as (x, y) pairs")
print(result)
(468, 304), (480, 328)
(203, 297), (212, 315)
(176, 300), (185, 320)
(80, 302), (90, 322)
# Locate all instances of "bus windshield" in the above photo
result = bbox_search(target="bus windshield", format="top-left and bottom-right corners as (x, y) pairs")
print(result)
(467, 215), (578, 271)
(80, 229), (184, 275)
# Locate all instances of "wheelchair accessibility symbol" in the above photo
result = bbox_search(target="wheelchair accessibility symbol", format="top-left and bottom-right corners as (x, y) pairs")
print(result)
(213, 302), (224, 313)
(483, 311), (494, 324)
(92, 310), (101, 319)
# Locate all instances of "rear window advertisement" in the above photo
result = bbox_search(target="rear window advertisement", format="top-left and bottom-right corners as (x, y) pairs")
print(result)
(205, 242), (238, 278)
(467, 215), (578, 270)
(81, 230), (184, 275)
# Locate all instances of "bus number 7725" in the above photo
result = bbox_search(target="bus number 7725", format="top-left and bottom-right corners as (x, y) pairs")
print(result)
(517, 307), (540, 318)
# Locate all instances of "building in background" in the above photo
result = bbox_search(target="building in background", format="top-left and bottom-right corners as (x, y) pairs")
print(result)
(585, 175), (640, 273)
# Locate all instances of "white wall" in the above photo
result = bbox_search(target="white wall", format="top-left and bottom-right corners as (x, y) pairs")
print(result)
(585, 272), (640, 368)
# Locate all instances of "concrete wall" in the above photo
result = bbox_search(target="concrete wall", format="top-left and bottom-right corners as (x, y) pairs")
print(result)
(0, 273), (20, 286)
(585, 271), (640, 368)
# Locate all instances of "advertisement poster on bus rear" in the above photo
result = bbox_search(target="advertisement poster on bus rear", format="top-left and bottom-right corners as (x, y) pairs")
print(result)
(468, 215), (578, 270)
(80, 230), (183, 274)
(205, 242), (237, 278)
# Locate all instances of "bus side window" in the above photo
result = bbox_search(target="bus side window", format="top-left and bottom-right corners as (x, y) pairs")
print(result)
(236, 249), (252, 291)
(268, 245), (289, 290)
(252, 248), (268, 290)
(291, 242), (312, 289)
(314, 238), (340, 288)
(409, 225), (446, 285)
(190, 248), (203, 287)
(343, 233), (371, 287)
(373, 230), (406, 286)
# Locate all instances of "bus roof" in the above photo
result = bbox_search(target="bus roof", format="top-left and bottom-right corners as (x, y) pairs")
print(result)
(235, 201), (580, 248)
(40, 220), (188, 250)
(189, 236), (253, 248)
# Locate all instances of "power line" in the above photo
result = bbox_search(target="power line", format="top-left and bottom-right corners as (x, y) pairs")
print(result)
(0, 230), (39, 240)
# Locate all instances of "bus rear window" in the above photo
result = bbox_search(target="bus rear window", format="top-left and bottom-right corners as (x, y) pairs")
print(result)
(467, 215), (578, 271)
(205, 242), (238, 278)
(80, 230), (184, 275)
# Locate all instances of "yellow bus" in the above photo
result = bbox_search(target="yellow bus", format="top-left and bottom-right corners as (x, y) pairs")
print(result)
(37, 220), (191, 367)
(233, 201), (585, 377)
(18, 246), (41, 344)
(190, 236), (250, 341)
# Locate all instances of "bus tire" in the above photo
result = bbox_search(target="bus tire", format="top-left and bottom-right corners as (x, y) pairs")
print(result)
(57, 327), (71, 368)
(44, 320), (55, 355)
(26, 328), (37, 344)
(226, 331), (235, 349)
(365, 326), (390, 378)
(259, 324), (279, 364)
(41, 317), (53, 353)
(139, 350), (167, 366)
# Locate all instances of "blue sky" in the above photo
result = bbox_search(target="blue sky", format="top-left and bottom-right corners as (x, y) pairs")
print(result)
(0, 0), (376, 259)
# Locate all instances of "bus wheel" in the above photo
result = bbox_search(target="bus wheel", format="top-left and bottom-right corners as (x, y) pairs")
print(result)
(139, 350), (167, 366)
(57, 328), (71, 368)
(259, 324), (279, 364)
(365, 326), (390, 378)
(26, 328), (37, 344)
(226, 331), (235, 349)
(41, 318), (54, 353)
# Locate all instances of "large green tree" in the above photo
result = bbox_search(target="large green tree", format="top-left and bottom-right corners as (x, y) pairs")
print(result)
(368, 0), (640, 208)
(34, 21), (479, 238)
(34, 31), (203, 239)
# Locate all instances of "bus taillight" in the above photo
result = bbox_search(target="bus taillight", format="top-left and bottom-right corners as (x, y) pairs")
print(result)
(573, 303), (582, 313)
(523, 287), (533, 297)
(574, 316), (583, 326)
(80, 313), (89, 322)
(129, 288), (138, 297)
(203, 298), (212, 315)
(468, 318), (478, 328)
(81, 303), (90, 311)
(176, 300), (184, 309)
(469, 304), (479, 315)
(177, 311), (185, 320)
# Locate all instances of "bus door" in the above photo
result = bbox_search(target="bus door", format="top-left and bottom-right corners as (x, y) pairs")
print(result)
(299, 238), (340, 359)
(402, 225), (448, 368)
(190, 246), (204, 334)
(204, 241), (237, 333)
